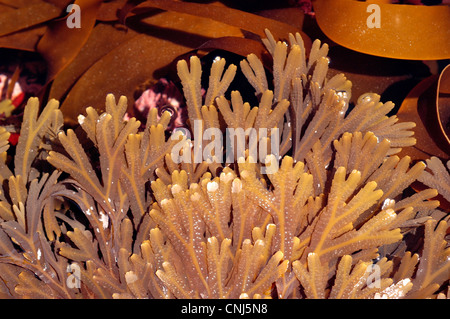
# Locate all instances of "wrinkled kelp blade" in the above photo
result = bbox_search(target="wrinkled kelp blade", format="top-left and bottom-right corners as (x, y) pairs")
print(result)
(314, 0), (450, 60)
(0, 1), (60, 37)
(122, 0), (311, 52)
(37, 0), (103, 82)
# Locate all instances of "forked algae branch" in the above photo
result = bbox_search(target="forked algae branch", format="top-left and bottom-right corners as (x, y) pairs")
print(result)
(0, 30), (448, 299)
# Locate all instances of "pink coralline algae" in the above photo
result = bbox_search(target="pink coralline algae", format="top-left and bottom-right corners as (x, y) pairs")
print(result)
(0, 74), (24, 108)
(131, 78), (188, 131)
(0, 66), (43, 145)
(0, 64), (43, 108)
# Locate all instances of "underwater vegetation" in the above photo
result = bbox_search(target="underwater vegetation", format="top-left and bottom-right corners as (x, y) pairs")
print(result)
(0, 0), (448, 299)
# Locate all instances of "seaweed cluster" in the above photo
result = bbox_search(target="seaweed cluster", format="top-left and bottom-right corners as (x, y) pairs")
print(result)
(0, 30), (448, 299)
